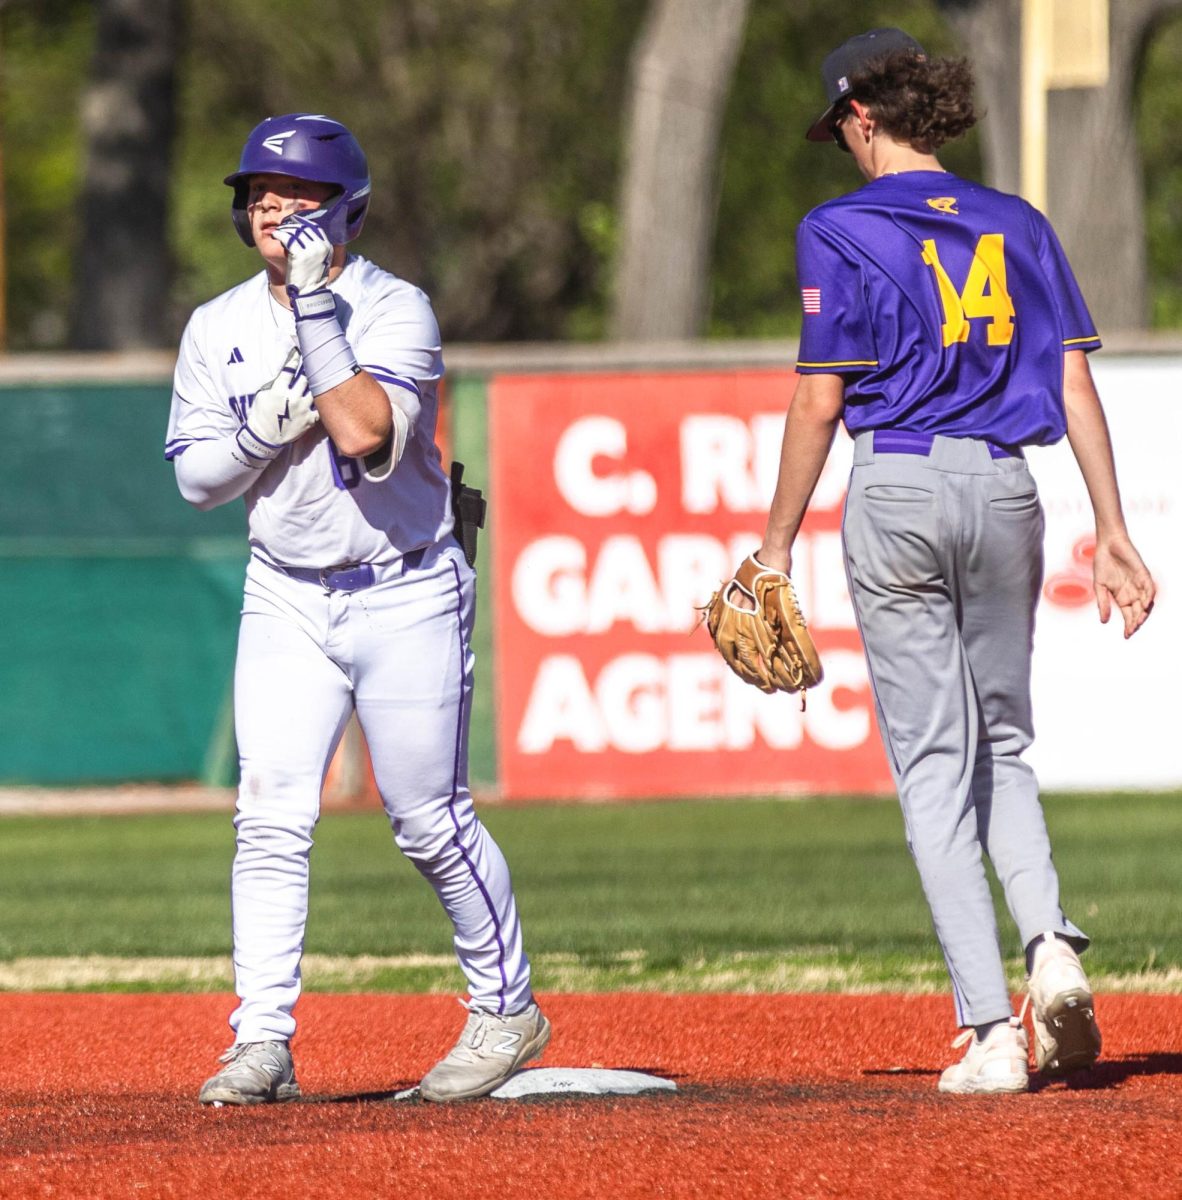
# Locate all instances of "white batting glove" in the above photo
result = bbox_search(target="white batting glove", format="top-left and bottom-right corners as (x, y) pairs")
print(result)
(273, 213), (334, 296)
(236, 349), (320, 464)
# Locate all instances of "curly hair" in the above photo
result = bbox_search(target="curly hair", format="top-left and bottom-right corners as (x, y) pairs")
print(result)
(843, 51), (977, 153)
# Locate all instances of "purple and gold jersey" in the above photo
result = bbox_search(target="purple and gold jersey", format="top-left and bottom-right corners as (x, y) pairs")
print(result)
(795, 171), (1099, 447)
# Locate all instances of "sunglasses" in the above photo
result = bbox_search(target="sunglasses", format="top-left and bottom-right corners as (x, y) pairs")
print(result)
(828, 104), (853, 153)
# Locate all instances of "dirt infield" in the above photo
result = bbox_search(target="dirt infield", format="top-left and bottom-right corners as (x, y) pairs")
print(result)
(2, 993), (1180, 1199)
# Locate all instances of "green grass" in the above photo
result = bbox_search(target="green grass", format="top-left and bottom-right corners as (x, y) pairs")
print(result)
(0, 793), (1179, 992)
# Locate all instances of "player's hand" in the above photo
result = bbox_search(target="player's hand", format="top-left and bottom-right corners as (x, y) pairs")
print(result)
(1092, 533), (1155, 638)
(236, 349), (320, 464)
(273, 212), (334, 296)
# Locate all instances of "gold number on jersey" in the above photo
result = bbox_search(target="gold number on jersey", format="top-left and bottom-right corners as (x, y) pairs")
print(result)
(921, 234), (1015, 348)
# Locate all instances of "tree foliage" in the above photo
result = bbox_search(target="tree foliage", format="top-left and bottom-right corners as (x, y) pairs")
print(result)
(1, 0), (1180, 350)
(711, 0), (980, 338)
(174, 0), (644, 342)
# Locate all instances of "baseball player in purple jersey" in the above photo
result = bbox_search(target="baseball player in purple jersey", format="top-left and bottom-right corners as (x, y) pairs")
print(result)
(750, 31), (1155, 1093)
(166, 114), (549, 1104)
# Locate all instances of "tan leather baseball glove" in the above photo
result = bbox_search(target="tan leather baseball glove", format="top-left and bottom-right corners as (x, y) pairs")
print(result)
(703, 554), (823, 699)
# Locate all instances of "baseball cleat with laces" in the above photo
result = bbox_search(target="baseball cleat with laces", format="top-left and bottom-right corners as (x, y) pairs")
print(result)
(420, 1000), (551, 1102)
(1024, 931), (1101, 1077)
(938, 1018), (1030, 1095)
(198, 1040), (301, 1106)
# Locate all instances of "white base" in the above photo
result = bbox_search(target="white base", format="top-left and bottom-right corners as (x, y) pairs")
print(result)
(394, 1067), (676, 1102)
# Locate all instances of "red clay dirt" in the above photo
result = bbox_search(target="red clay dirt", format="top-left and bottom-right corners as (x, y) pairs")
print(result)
(1, 992), (1180, 1199)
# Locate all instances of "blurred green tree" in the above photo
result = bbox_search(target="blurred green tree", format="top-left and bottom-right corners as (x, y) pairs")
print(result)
(610, 0), (752, 341)
(1, 0), (1181, 349)
(1, 0), (90, 349)
(940, 0), (1182, 335)
(174, 0), (644, 342)
(71, 0), (182, 349)
(710, 0), (979, 339)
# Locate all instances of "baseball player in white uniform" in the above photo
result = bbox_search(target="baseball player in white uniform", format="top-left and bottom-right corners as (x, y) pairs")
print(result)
(165, 113), (549, 1105)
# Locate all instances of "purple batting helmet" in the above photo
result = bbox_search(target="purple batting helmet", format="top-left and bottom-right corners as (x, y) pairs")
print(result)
(224, 113), (371, 247)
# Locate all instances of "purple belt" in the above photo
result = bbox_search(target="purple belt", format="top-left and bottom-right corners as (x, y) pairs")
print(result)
(261, 547), (426, 592)
(871, 430), (1023, 460)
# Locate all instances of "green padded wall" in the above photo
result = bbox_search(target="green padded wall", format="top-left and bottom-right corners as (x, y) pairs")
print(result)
(0, 382), (246, 783)
(0, 376), (493, 788)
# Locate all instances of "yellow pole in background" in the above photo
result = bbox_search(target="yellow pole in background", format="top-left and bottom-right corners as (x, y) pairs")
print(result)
(1020, 0), (1050, 212)
(1021, 0), (1110, 213)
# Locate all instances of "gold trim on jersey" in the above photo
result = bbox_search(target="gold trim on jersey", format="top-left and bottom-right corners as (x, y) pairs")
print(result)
(1063, 335), (1101, 346)
(796, 360), (879, 369)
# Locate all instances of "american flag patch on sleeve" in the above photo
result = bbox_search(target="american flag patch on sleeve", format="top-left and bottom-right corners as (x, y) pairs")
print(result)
(801, 287), (821, 314)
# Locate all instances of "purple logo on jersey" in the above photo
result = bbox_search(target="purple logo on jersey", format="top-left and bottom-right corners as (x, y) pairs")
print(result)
(228, 394), (253, 424)
(227, 347), (245, 364)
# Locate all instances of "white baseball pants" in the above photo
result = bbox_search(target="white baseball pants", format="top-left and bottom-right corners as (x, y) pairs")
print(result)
(227, 539), (532, 1044)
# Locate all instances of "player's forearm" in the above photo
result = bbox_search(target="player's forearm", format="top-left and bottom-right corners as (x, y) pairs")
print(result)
(758, 373), (844, 572)
(312, 370), (396, 457)
(173, 436), (263, 510)
(1062, 351), (1129, 540)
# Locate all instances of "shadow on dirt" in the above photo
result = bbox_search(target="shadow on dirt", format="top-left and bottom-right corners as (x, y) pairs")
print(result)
(1031, 1053), (1182, 1091)
(863, 1054), (1182, 1090)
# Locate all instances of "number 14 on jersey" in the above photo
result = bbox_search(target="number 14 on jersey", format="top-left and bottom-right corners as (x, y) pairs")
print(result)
(922, 233), (1015, 348)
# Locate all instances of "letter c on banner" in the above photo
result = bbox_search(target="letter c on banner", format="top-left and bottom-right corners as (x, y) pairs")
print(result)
(554, 416), (657, 517)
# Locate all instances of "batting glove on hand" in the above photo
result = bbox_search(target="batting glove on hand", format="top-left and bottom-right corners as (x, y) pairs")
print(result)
(236, 349), (319, 464)
(274, 213), (334, 296)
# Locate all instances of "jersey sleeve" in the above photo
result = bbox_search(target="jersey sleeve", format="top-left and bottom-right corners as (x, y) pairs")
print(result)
(1029, 207), (1101, 352)
(353, 282), (443, 383)
(794, 214), (878, 375)
(349, 279), (444, 430)
(165, 310), (237, 461)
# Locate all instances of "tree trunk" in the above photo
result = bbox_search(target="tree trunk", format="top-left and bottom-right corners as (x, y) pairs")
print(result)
(69, 0), (182, 350)
(610, 0), (750, 341)
(941, 0), (1182, 333)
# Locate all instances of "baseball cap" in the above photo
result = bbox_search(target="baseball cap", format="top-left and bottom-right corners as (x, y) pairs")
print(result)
(804, 28), (926, 143)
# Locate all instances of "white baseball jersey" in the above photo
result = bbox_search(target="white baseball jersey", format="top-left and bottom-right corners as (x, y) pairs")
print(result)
(165, 255), (452, 568)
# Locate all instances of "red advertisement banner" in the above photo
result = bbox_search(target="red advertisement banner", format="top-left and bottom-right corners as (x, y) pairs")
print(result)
(489, 371), (892, 800)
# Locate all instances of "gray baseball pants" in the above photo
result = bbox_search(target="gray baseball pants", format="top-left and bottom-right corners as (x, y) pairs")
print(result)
(842, 431), (1086, 1027)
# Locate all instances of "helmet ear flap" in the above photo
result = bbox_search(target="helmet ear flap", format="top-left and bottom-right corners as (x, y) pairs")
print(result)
(230, 183), (255, 247)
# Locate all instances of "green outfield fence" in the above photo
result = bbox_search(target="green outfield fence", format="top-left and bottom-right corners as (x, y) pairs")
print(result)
(0, 358), (496, 789)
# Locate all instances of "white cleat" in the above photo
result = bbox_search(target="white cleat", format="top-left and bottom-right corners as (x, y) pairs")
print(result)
(198, 1040), (301, 1106)
(420, 1000), (551, 1102)
(938, 1018), (1030, 1095)
(1025, 931), (1101, 1077)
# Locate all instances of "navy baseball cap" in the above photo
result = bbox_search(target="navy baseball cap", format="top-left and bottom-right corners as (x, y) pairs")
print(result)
(805, 28), (926, 143)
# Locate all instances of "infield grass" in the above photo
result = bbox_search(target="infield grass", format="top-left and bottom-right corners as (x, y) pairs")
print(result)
(0, 792), (1179, 993)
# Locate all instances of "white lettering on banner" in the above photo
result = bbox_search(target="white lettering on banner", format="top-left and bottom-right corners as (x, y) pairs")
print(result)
(752, 413), (789, 501)
(808, 532), (856, 628)
(516, 651), (872, 754)
(517, 656), (607, 753)
(680, 415), (765, 513)
(656, 535), (733, 629)
(811, 433), (855, 511)
(513, 532), (857, 636)
(679, 414), (854, 514)
(598, 655), (664, 752)
(585, 537), (666, 633)
(554, 416), (657, 517)
(512, 536), (588, 637)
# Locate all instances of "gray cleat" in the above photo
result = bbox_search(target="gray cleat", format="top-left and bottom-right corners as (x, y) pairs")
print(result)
(199, 1040), (301, 1106)
(420, 1000), (551, 1102)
